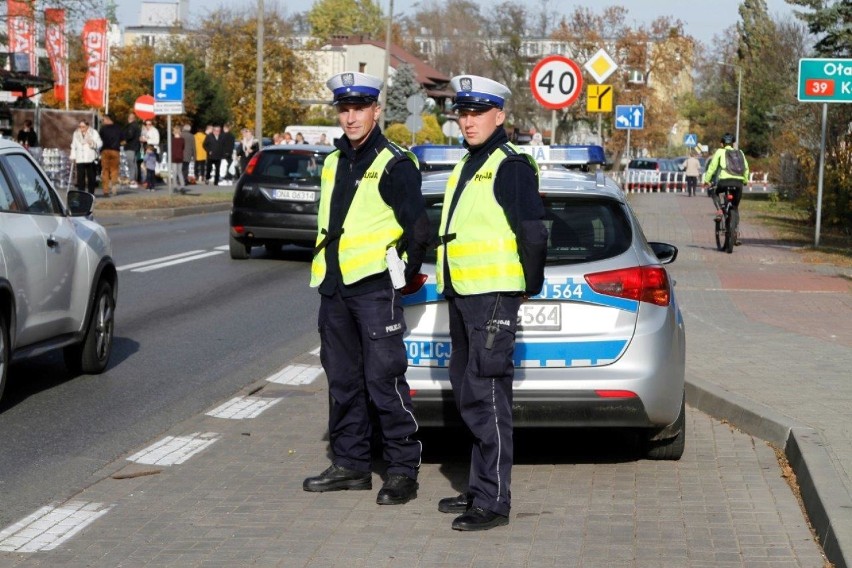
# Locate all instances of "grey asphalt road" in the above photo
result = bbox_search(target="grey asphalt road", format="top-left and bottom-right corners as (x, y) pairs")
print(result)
(0, 212), (319, 528)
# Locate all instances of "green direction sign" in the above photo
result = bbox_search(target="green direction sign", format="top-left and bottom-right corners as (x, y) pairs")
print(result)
(798, 58), (852, 103)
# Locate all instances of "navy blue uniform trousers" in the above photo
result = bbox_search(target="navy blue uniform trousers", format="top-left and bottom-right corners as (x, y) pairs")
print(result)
(447, 293), (521, 517)
(318, 287), (421, 479)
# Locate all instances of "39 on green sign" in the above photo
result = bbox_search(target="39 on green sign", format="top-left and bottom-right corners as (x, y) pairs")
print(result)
(805, 79), (835, 97)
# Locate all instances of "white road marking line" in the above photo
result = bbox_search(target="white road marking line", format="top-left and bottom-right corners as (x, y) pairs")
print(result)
(214, 245), (230, 251)
(266, 363), (323, 385)
(0, 501), (112, 552)
(132, 251), (224, 273)
(206, 396), (282, 419)
(309, 346), (321, 357)
(117, 250), (207, 271)
(126, 432), (219, 466)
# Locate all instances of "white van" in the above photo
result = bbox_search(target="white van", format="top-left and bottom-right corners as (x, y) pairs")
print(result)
(283, 125), (343, 146)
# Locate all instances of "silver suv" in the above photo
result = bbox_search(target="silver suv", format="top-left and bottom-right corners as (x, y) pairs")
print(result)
(0, 139), (117, 401)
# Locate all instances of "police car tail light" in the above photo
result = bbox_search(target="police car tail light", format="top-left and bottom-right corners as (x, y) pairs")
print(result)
(584, 266), (670, 307)
(244, 153), (261, 175)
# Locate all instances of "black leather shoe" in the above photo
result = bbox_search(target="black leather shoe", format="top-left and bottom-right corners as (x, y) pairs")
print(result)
(452, 507), (509, 531)
(376, 474), (418, 505)
(303, 464), (371, 492)
(438, 493), (472, 514)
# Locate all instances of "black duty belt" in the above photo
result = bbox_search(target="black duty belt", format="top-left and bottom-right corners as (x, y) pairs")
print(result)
(313, 228), (343, 256)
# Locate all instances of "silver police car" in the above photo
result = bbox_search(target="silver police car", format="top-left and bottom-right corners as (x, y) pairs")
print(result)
(402, 149), (686, 459)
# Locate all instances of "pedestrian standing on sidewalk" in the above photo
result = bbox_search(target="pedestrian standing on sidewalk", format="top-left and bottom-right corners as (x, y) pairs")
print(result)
(682, 152), (702, 197)
(70, 120), (102, 194)
(303, 71), (430, 506)
(195, 125), (211, 184)
(204, 125), (224, 186)
(122, 112), (142, 187)
(434, 74), (547, 531)
(170, 125), (186, 191)
(98, 114), (122, 198)
(143, 144), (158, 191)
(181, 124), (196, 184)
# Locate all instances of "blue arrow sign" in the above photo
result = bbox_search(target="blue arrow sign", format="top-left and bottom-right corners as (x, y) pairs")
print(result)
(684, 133), (697, 147)
(154, 63), (184, 102)
(615, 105), (644, 129)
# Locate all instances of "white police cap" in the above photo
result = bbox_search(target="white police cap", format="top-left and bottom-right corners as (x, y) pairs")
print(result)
(450, 75), (511, 110)
(326, 71), (383, 105)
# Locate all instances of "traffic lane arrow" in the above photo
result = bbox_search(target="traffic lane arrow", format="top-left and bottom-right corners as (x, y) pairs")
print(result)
(617, 115), (629, 126)
(632, 108), (642, 125)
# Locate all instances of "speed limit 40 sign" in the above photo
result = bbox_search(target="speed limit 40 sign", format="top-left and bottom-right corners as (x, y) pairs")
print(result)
(530, 55), (584, 110)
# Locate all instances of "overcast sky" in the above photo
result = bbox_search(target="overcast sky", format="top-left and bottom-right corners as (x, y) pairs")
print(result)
(115, 0), (800, 48)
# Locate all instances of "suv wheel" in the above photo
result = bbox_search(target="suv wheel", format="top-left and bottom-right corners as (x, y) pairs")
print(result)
(0, 309), (9, 401)
(229, 234), (251, 260)
(64, 281), (115, 374)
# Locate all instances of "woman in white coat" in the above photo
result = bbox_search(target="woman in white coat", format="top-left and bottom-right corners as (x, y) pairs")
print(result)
(70, 120), (103, 194)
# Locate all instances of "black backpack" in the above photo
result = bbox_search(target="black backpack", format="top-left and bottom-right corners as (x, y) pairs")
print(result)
(723, 148), (746, 176)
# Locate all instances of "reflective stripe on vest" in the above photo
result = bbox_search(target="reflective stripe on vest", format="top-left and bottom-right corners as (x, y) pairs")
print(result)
(310, 145), (416, 287)
(436, 144), (537, 295)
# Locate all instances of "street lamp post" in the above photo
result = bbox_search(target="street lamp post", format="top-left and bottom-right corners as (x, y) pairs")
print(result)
(717, 61), (742, 149)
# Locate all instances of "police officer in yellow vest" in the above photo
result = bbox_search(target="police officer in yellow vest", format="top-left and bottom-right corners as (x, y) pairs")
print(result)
(436, 75), (548, 531)
(303, 72), (430, 506)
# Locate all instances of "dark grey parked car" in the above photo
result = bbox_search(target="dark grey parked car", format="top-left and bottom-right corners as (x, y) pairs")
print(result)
(228, 144), (334, 258)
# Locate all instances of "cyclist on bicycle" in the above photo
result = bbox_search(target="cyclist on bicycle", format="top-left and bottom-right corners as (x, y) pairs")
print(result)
(703, 133), (749, 242)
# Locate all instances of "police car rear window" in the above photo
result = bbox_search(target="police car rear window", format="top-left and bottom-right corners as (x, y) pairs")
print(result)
(543, 197), (632, 264)
(252, 150), (326, 183)
(422, 196), (631, 265)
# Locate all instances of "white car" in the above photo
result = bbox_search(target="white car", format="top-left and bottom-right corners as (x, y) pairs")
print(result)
(403, 155), (686, 459)
(0, 139), (117, 401)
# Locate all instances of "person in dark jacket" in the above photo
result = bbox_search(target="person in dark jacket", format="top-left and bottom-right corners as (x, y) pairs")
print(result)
(220, 124), (236, 182)
(98, 114), (123, 197)
(203, 125), (224, 186)
(16, 119), (38, 149)
(303, 71), (430, 507)
(180, 124), (196, 183)
(122, 112), (142, 187)
(434, 74), (547, 532)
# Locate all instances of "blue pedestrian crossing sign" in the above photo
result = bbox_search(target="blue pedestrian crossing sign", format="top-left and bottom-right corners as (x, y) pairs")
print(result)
(615, 105), (644, 130)
(154, 63), (184, 102)
(684, 133), (698, 147)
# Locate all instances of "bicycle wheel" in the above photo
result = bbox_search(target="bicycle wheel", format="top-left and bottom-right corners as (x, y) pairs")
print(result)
(715, 218), (724, 250)
(724, 212), (735, 253)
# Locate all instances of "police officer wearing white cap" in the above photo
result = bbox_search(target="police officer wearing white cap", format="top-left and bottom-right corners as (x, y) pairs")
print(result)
(435, 75), (547, 531)
(303, 71), (430, 506)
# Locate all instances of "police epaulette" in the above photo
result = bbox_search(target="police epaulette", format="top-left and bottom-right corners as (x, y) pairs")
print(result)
(500, 143), (518, 156)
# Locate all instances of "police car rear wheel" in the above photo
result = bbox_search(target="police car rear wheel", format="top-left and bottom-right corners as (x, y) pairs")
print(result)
(643, 397), (685, 461)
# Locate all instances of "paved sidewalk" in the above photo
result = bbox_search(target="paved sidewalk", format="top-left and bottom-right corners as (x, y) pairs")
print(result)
(632, 192), (852, 567)
(0, 190), (848, 567)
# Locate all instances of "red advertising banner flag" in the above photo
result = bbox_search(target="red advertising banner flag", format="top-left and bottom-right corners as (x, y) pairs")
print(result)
(82, 18), (108, 108)
(45, 9), (67, 101)
(7, 0), (37, 75)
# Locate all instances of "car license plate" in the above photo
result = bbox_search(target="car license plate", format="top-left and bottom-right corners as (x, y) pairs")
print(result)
(272, 189), (315, 202)
(517, 302), (561, 331)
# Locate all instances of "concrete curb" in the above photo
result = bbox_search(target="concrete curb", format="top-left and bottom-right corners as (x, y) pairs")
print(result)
(94, 202), (231, 220)
(687, 378), (851, 568)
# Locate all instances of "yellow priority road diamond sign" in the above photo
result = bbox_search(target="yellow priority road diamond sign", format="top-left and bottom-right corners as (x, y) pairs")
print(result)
(584, 48), (618, 84)
(587, 84), (613, 113)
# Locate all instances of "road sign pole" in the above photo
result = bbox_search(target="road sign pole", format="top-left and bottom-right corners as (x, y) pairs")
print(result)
(626, 128), (631, 161)
(550, 110), (557, 145)
(815, 103), (827, 247)
(167, 115), (172, 194)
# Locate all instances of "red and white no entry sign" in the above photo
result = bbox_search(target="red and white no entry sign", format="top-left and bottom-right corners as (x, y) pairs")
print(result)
(530, 55), (584, 110)
(134, 94), (155, 120)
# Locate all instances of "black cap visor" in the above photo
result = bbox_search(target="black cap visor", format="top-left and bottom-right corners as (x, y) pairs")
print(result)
(332, 95), (378, 106)
(452, 97), (502, 111)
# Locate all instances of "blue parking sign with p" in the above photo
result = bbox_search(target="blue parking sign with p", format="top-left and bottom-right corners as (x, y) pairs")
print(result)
(154, 63), (184, 102)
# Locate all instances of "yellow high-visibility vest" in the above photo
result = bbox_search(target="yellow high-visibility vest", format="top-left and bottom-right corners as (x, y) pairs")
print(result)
(310, 145), (417, 287)
(436, 144), (538, 295)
